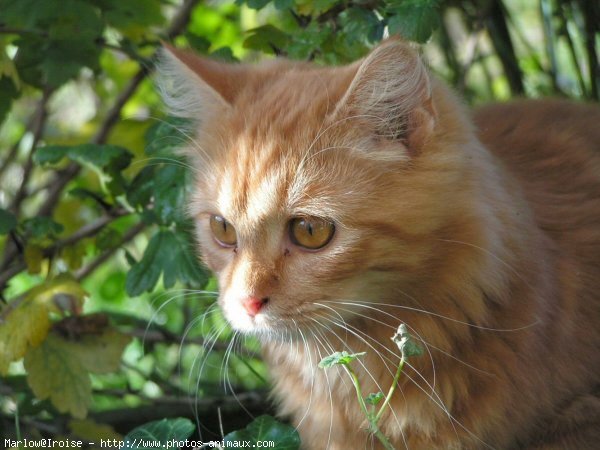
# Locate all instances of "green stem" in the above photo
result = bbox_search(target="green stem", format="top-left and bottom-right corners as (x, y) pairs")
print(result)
(372, 426), (396, 450)
(347, 365), (398, 450)
(375, 354), (405, 423)
(346, 366), (370, 419)
(14, 402), (21, 441)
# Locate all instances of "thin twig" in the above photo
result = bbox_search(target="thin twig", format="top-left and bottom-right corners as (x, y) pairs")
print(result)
(0, 113), (37, 182)
(576, 0), (599, 99)
(0, 27), (47, 37)
(75, 221), (145, 280)
(9, 88), (53, 214)
(129, 328), (240, 354)
(540, 0), (561, 93)
(483, 0), (524, 95)
(58, 210), (128, 248)
(0, 210), (129, 293)
(0, 92), (52, 273)
(560, 5), (587, 97)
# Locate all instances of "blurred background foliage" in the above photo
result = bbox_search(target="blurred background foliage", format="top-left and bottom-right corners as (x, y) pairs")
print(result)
(0, 0), (598, 445)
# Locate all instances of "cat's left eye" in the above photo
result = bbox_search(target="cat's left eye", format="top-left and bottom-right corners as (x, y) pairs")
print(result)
(289, 216), (335, 250)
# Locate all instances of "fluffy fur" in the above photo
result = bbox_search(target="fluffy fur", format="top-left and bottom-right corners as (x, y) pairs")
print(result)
(158, 39), (600, 449)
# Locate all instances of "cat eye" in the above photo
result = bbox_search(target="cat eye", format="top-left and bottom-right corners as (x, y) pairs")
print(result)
(289, 217), (335, 250)
(210, 215), (237, 247)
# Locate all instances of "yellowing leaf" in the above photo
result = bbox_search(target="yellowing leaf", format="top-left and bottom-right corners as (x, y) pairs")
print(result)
(70, 418), (122, 441)
(24, 328), (131, 418)
(0, 45), (21, 88)
(24, 244), (44, 274)
(0, 298), (50, 375)
(69, 329), (131, 374)
(61, 242), (87, 271)
(0, 275), (88, 374)
(29, 273), (87, 314)
(54, 198), (86, 236)
(24, 334), (92, 419)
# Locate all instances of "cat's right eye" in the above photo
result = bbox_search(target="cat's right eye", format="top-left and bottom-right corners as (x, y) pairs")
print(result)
(210, 215), (237, 247)
(289, 216), (335, 250)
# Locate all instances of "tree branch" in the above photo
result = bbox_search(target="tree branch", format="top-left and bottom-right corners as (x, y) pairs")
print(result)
(75, 221), (145, 280)
(483, 0), (525, 95)
(0, 0), (200, 290)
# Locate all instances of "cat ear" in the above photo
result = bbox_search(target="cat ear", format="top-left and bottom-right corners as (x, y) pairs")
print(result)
(156, 44), (240, 123)
(336, 38), (436, 154)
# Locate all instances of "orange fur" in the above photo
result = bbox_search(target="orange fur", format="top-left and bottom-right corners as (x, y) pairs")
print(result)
(158, 39), (600, 449)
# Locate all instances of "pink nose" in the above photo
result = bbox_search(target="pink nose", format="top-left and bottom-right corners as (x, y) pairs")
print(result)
(242, 296), (269, 317)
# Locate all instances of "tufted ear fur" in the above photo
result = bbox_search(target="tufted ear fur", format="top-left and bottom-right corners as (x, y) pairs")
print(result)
(335, 38), (436, 154)
(156, 44), (245, 125)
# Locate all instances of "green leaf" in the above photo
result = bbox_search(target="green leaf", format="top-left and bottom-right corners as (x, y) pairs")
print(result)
(387, 0), (440, 43)
(313, 0), (341, 13)
(125, 230), (207, 296)
(41, 39), (101, 88)
(121, 418), (194, 450)
(34, 144), (132, 172)
(161, 230), (200, 288)
(144, 117), (190, 157)
(22, 217), (64, 239)
(140, 120), (192, 222)
(184, 32), (211, 53)
(0, 0), (55, 29)
(318, 351), (366, 369)
(35, 143), (132, 196)
(127, 166), (156, 209)
(13, 35), (46, 87)
(0, 0), (102, 38)
(244, 25), (291, 54)
(210, 47), (238, 63)
(153, 164), (188, 224)
(69, 187), (110, 208)
(46, 1), (103, 41)
(224, 415), (300, 450)
(0, 208), (17, 235)
(274, 0), (294, 9)
(365, 392), (384, 406)
(338, 7), (382, 45)
(7, 0), (103, 87)
(99, 0), (165, 29)
(125, 231), (164, 296)
(96, 227), (123, 251)
(238, 0), (271, 11)
(0, 76), (19, 125)
(286, 22), (332, 60)
(391, 323), (424, 357)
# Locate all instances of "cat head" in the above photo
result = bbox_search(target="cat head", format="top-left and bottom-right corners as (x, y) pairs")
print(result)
(157, 39), (474, 338)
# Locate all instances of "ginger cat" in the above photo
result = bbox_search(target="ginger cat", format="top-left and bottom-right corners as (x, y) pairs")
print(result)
(158, 39), (600, 449)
